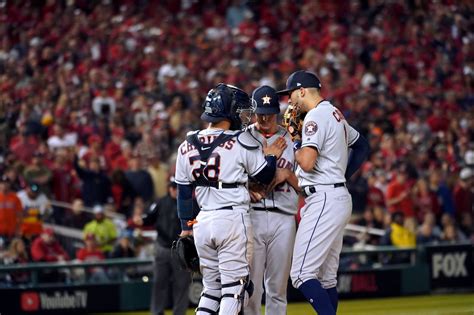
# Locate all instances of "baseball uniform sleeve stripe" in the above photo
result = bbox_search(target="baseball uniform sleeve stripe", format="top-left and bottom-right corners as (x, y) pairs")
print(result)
(250, 160), (267, 177)
(301, 142), (320, 152)
(347, 132), (360, 147)
(175, 179), (192, 185)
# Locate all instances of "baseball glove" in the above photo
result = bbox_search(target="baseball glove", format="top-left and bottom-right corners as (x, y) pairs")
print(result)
(283, 104), (304, 142)
(171, 236), (200, 273)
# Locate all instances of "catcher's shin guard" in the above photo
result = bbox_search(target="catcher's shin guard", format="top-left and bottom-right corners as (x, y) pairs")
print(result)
(220, 276), (254, 315)
(196, 288), (221, 315)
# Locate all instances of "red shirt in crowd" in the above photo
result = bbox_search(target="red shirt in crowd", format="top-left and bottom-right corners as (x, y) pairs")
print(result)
(76, 248), (105, 261)
(453, 184), (473, 219)
(367, 186), (386, 209)
(31, 236), (70, 262)
(386, 179), (415, 218)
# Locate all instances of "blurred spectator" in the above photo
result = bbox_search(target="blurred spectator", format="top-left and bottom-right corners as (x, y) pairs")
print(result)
(347, 170), (369, 216)
(354, 207), (384, 246)
(82, 135), (107, 171)
(110, 232), (135, 259)
(74, 154), (112, 207)
(458, 212), (474, 243)
(23, 152), (52, 191)
(30, 228), (70, 283)
(429, 170), (456, 218)
(147, 155), (170, 199)
(420, 212), (442, 239)
(17, 182), (52, 241)
(31, 228), (69, 262)
(75, 233), (108, 282)
(366, 172), (386, 209)
(125, 155), (154, 204)
(83, 205), (118, 255)
(440, 224), (467, 244)
(3, 237), (30, 264)
(63, 199), (89, 229)
(381, 212), (416, 248)
(453, 168), (473, 220)
(92, 87), (117, 119)
(3, 166), (23, 192)
(440, 213), (467, 243)
(47, 123), (77, 150)
(110, 141), (133, 172)
(50, 149), (76, 204)
(110, 169), (136, 216)
(0, 175), (23, 244)
(386, 164), (415, 218)
(10, 130), (39, 164)
(3, 238), (30, 283)
(412, 177), (440, 223)
(127, 198), (152, 231)
(416, 223), (440, 245)
(105, 128), (125, 167)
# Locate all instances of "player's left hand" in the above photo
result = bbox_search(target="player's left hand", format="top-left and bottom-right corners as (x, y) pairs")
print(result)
(250, 190), (264, 202)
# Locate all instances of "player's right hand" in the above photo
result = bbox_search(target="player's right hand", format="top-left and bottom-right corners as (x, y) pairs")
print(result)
(179, 230), (193, 238)
(263, 137), (287, 159)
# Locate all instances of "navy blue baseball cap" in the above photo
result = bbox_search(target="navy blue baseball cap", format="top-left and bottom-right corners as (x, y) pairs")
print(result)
(251, 85), (280, 115)
(276, 70), (322, 95)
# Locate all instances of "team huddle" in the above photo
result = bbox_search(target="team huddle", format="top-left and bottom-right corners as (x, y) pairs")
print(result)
(174, 70), (370, 315)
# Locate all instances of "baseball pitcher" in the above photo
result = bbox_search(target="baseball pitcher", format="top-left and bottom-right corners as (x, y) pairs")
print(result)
(277, 71), (370, 315)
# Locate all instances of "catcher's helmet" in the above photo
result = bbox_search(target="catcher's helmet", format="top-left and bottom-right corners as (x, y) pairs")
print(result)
(201, 83), (254, 130)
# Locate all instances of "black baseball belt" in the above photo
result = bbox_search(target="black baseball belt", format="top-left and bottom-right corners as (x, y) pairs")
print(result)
(301, 183), (346, 197)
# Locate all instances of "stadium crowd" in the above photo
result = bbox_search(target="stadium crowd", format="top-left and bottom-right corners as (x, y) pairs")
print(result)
(0, 0), (473, 283)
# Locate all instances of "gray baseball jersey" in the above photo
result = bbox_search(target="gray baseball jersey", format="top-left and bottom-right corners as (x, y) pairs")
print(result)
(296, 100), (359, 186)
(247, 124), (298, 215)
(175, 129), (267, 210)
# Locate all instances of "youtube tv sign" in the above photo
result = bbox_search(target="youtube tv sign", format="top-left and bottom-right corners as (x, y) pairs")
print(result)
(0, 285), (119, 315)
(20, 291), (87, 312)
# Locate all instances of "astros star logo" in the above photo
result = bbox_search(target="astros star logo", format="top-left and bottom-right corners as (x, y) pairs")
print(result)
(305, 121), (318, 135)
(262, 95), (271, 105)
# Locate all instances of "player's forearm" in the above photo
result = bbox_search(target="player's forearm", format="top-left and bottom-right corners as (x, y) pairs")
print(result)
(177, 184), (195, 231)
(285, 169), (300, 192)
(295, 147), (318, 172)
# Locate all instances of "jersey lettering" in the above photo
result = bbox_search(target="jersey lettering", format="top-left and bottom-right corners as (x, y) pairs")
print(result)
(189, 153), (221, 181)
(181, 139), (235, 155)
(332, 108), (345, 122)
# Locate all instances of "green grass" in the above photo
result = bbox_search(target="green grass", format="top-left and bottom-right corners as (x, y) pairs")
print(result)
(92, 293), (474, 315)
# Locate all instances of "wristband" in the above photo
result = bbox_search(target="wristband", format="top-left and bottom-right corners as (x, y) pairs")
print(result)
(293, 140), (302, 151)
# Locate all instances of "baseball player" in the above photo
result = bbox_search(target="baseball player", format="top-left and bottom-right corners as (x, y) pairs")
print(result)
(174, 83), (285, 315)
(277, 71), (370, 315)
(244, 86), (298, 315)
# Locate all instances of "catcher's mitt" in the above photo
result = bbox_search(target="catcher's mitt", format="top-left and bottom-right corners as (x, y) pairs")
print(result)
(171, 236), (200, 273)
(283, 104), (305, 142)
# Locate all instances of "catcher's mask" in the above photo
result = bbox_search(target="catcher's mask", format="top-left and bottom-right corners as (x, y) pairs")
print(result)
(201, 83), (254, 130)
(171, 236), (200, 273)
